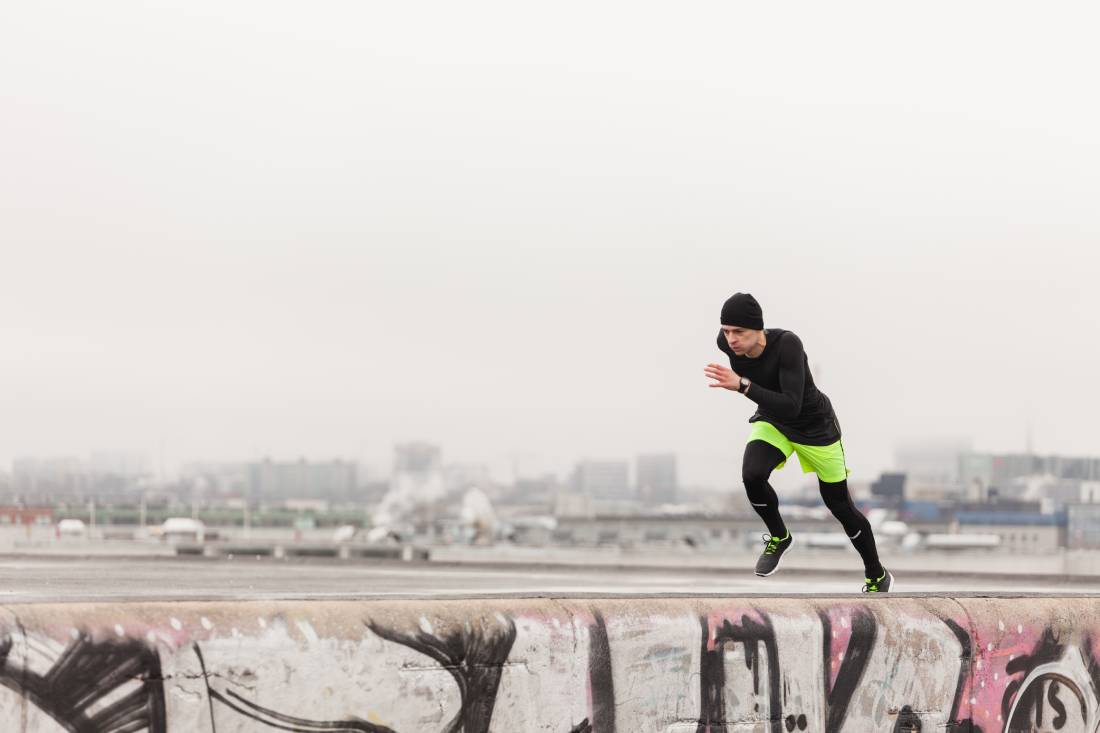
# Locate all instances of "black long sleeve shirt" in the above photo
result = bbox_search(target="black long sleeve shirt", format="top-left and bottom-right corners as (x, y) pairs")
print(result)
(716, 327), (841, 445)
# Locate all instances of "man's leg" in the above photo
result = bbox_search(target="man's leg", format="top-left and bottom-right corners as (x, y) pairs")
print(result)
(818, 477), (885, 580)
(793, 438), (892, 590)
(742, 439), (789, 539)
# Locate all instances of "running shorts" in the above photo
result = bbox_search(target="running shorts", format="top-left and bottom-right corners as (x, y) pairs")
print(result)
(747, 420), (852, 483)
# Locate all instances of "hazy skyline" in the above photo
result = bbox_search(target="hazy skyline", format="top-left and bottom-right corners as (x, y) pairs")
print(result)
(3, 2), (1099, 491)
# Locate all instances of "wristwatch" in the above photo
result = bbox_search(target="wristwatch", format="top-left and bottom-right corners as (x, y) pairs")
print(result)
(739, 377), (751, 394)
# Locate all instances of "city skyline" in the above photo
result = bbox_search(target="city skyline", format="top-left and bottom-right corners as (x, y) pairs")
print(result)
(7, 435), (1099, 493)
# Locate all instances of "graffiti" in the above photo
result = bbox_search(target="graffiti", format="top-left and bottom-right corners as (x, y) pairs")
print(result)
(893, 705), (921, 732)
(587, 612), (616, 733)
(0, 629), (166, 732)
(192, 612), (600, 733)
(365, 614), (517, 733)
(193, 643), (393, 732)
(819, 608), (878, 733)
(1001, 628), (1100, 732)
(936, 615), (978, 733)
(696, 611), (782, 732)
(694, 608), (879, 732)
(1, 601), (1099, 732)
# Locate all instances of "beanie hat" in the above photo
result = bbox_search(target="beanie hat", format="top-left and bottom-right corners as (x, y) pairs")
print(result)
(720, 292), (764, 330)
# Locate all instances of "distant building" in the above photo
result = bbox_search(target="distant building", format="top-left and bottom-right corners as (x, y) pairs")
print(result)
(894, 437), (971, 490)
(12, 457), (89, 498)
(571, 459), (630, 500)
(960, 451), (1100, 500)
(870, 472), (906, 509)
(1002, 475), (1100, 508)
(89, 452), (150, 478)
(12, 453), (153, 500)
(394, 442), (441, 476)
(361, 479), (391, 503)
(248, 459), (357, 502)
(0, 505), (53, 526)
(951, 517), (1064, 554)
(1067, 504), (1100, 550)
(951, 499), (1049, 518)
(966, 524), (1062, 554)
(552, 513), (811, 549)
(179, 462), (251, 496)
(283, 499), (329, 513)
(553, 492), (593, 519)
(904, 478), (956, 503)
(444, 463), (492, 495)
(952, 499), (1066, 552)
(959, 453), (994, 502)
(1046, 456), (1100, 481)
(990, 454), (1045, 489)
(636, 453), (678, 504)
(507, 473), (561, 508)
(371, 442), (447, 530)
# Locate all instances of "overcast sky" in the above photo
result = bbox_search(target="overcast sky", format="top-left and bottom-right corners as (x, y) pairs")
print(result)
(2, 2), (1099, 489)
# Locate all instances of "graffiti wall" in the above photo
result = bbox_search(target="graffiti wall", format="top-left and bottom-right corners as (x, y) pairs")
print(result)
(0, 596), (1097, 732)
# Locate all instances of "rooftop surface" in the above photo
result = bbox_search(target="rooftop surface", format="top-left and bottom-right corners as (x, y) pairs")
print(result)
(3, 553), (1098, 603)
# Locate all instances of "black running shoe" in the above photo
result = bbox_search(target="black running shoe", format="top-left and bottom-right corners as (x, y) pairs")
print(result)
(862, 568), (895, 593)
(754, 531), (793, 577)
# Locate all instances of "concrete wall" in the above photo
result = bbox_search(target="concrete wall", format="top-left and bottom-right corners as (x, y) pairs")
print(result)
(1, 595), (1098, 732)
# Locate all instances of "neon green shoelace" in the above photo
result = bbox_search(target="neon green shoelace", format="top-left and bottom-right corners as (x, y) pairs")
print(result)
(762, 533), (787, 555)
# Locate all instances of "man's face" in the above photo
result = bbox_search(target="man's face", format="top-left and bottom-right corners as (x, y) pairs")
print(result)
(721, 325), (760, 355)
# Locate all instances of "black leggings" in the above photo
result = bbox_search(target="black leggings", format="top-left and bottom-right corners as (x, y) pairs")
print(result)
(742, 439), (884, 578)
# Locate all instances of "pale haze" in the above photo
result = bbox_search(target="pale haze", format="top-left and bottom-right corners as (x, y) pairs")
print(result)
(2, 2), (1098, 489)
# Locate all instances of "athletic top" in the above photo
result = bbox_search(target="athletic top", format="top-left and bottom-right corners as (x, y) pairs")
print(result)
(716, 327), (841, 445)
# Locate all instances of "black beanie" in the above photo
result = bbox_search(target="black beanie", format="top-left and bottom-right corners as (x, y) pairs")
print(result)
(720, 292), (764, 330)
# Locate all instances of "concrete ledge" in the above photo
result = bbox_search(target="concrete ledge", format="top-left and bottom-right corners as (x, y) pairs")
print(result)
(2, 595), (1098, 731)
(173, 543), (431, 561)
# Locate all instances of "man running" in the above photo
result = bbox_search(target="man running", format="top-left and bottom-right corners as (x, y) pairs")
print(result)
(703, 292), (894, 593)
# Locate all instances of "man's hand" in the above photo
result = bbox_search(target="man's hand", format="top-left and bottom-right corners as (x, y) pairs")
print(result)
(704, 363), (741, 391)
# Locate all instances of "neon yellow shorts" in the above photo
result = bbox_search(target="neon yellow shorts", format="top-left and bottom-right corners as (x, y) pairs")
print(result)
(748, 420), (852, 483)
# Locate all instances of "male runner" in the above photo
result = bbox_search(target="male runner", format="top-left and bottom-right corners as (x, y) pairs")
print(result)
(703, 292), (894, 593)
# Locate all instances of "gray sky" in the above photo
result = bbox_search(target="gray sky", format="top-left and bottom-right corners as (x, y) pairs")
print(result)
(3, 2), (1099, 489)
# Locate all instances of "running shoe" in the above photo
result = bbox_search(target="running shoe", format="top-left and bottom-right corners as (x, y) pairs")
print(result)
(754, 531), (793, 577)
(862, 568), (895, 593)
